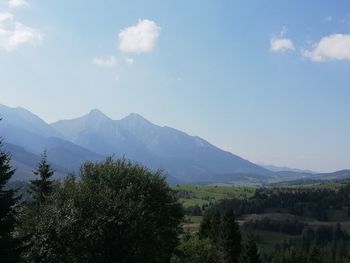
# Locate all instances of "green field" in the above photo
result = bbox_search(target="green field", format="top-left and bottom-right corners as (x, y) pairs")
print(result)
(172, 185), (255, 207)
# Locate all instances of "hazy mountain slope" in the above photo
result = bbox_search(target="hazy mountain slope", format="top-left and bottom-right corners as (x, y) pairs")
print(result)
(6, 104), (341, 184)
(119, 113), (271, 181)
(3, 143), (66, 180)
(0, 104), (63, 139)
(52, 110), (271, 182)
(51, 110), (158, 167)
(262, 164), (315, 174)
(0, 104), (106, 177)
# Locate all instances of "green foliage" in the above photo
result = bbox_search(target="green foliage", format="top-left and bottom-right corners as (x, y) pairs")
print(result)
(0, 138), (20, 262)
(240, 236), (262, 263)
(171, 233), (219, 263)
(19, 158), (184, 263)
(218, 210), (242, 263)
(28, 150), (54, 203)
(200, 208), (242, 263)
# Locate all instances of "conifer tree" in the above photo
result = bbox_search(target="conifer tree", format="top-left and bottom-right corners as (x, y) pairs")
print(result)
(240, 236), (262, 263)
(0, 136), (19, 262)
(219, 210), (242, 263)
(29, 151), (54, 203)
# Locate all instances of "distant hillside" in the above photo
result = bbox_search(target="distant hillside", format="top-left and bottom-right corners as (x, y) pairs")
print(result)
(262, 164), (315, 174)
(268, 170), (350, 187)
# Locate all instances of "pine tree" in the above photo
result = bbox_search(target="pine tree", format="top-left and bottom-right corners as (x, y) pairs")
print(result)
(0, 137), (19, 262)
(29, 151), (54, 203)
(241, 236), (262, 263)
(218, 210), (242, 263)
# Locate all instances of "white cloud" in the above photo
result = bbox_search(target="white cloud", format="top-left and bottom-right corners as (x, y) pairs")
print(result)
(92, 55), (116, 67)
(270, 38), (295, 52)
(270, 27), (295, 52)
(303, 34), (350, 62)
(125, 57), (134, 65)
(0, 12), (13, 23)
(118, 19), (160, 54)
(8, 0), (29, 8)
(0, 12), (42, 52)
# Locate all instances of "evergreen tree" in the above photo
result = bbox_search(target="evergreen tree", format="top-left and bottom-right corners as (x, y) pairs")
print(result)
(218, 210), (242, 263)
(29, 151), (54, 203)
(240, 236), (262, 263)
(0, 137), (19, 262)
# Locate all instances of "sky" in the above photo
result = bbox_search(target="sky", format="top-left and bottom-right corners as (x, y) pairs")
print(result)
(0, 0), (350, 172)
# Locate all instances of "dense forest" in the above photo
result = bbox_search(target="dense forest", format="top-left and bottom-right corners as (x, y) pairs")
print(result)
(1, 134), (350, 262)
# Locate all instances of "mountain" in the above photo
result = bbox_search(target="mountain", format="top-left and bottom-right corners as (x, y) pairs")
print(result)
(3, 142), (66, 180)
(52, 110), (271, 183)
(269, 170), (350, 187)
(0, 104), (105, 180)
(2, 104), (347, 185)
(0, 104), (62, 139)
(261, 164), (316, 174)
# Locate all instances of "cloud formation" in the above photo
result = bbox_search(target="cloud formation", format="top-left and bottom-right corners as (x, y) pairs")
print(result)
(303, 34), (350, 62)
(118, 19), (160, 54)
(270, 27), (295, 52)
(8, 0), (29, 8)
(270, 38), (295, 52)
(92, 55), (116, 67)
(0, 12), (42, 51)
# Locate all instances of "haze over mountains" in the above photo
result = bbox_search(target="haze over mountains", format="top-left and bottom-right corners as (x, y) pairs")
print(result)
(0, 104), (349, 184)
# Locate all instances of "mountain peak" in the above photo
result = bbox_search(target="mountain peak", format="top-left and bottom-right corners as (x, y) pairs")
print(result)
(88, 108), (105, 116)
(85, 109), (111, 121)
(123, 113), (152, 124)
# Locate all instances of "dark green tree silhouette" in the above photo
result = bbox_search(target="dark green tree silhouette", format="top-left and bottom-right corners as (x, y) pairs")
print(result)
(240, 236), (262, 263)
(0, 136), (19, 262)
(29, 151), (54, 203)
(21, 158), (184, 262)
(171, 233), (219, 263)
(218, 210), (242, 263)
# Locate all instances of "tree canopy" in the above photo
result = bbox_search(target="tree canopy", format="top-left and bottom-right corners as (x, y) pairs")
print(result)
(20, 158), (184, 263)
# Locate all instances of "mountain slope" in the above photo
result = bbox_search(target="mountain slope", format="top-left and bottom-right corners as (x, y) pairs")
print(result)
(0, 104), (105, 178)
(262, 164), (315, 174)
(52, 110), (271, 182)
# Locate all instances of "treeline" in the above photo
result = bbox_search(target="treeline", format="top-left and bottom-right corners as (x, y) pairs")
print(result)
(211, 186), (350, 221)
(271, 236), (349, 263)
(172, 206), (263, 263)
(243, 217), (307, 235)
(206, 192), (350, 263)
(243, 218), (350, 261)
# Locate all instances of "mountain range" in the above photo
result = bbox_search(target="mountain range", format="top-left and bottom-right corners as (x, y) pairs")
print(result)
(0, 104), (349, 184)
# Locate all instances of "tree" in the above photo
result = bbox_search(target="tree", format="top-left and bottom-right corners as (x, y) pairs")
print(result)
(218, 210), (242, 263)
(171, 233), (219, 263)
(0, 136), (19, 262)
(20, 158), (184, 263)
(240, 236), (262, 263)
(200, 207), (242, 263)
(29, 151), (54, 203)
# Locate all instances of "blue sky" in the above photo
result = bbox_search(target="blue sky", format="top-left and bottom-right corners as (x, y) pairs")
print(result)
(1, 0), (350, 172)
